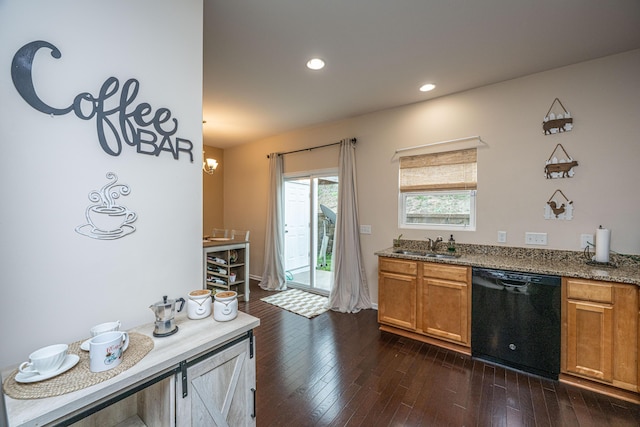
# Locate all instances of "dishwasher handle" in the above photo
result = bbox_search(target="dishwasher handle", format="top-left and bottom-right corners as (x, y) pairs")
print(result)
(496, 279), (529, 287)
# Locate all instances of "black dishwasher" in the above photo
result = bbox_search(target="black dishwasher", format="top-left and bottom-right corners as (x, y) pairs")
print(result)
(471, 267), (561, 379)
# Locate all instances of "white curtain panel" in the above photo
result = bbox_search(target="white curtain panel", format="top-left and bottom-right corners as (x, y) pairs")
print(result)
(259, 153), (287, 291)
(327, 139), (373, 312)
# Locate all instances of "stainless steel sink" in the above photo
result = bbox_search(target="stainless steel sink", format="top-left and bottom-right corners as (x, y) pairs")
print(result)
(393, 249), (426, 256)
(424, 253), (459, 259)
(393, 249), (459, 259)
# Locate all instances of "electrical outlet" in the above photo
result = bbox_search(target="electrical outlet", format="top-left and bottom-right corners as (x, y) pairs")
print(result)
(359, 224), (372, 234)
(497, 231), (507, 243)
(525, 232), (547, 245)
(580, 234), (594, 249)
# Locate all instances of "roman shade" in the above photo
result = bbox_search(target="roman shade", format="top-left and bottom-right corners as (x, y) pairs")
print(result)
(399, 148), (477, 192)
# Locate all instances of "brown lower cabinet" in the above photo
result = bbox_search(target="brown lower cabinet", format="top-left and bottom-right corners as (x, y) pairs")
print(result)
(378, 258), (640, 403)
(421, 263), (470, 346)
(378, 257), (471, 353)
(378, 257), (418, 331)
(562, 277), (638, 396)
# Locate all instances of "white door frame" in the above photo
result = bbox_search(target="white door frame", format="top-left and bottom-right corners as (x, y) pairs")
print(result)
(283, 169), (337, 294)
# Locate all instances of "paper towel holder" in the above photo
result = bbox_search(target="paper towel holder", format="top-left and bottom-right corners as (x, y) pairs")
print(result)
(583, 248), (617, 268)
(583, 225), (617, 268)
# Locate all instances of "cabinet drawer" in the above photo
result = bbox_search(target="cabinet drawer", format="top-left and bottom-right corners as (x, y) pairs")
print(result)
(566, 279), (613, 304)
(423, 263), (469, 282)
(379, 257), (417, 276)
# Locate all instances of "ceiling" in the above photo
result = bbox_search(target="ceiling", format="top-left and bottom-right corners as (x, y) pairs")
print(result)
(203, 0), (640, 148)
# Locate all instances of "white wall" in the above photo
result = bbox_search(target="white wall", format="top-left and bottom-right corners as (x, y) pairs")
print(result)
(0, 0), (204, 367)
(223, 50), (640, 303)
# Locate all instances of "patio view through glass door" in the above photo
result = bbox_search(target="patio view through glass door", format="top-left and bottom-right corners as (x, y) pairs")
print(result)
(284, 173), (338, 294)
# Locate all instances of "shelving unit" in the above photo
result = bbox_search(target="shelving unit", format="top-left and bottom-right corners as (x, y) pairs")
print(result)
(203, 241), (250, 301)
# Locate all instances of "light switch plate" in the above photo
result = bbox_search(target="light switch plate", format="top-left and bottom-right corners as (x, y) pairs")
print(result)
(525, 232), (547, 245)
(359, 224), (372, 234)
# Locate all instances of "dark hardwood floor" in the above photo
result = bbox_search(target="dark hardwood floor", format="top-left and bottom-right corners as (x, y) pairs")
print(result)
(239, 281), (640, 427)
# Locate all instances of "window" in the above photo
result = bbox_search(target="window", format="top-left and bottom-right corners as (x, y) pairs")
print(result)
(398, 148), (477, 230)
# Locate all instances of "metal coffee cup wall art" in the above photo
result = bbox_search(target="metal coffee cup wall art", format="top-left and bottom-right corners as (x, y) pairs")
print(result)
(75, 172), (137, 240)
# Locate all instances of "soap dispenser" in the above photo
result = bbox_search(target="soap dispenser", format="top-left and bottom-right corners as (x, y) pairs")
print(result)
(447, 234), (456, 252)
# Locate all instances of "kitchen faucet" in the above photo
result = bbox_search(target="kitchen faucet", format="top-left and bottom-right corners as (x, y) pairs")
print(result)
(426, 236), (443, 251)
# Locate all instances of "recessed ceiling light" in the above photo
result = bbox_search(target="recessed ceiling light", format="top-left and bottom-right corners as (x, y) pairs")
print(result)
(306, 58), (325, 70)
(419, 83), (436, 92)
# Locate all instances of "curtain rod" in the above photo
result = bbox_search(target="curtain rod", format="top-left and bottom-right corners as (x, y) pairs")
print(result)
(394, 135), (486, 155)
(267, 138), (357, 158)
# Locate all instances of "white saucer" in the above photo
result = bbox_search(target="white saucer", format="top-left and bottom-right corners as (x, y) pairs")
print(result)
(80, 339), (91, 351)
(15, 354), (80, 383)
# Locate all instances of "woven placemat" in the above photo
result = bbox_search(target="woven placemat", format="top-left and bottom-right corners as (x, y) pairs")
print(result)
(2, 332), (153, 400)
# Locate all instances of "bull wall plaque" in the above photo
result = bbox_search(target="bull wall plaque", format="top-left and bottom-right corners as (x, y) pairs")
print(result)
(542, 98), (573, 135)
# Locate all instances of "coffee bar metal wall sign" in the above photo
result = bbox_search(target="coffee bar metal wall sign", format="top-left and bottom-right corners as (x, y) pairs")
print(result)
(11, 40), (194, 162)
(75, 173), (137, 240)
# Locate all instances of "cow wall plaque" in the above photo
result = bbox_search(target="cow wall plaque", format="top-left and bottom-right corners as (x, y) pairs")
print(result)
(544, 143), (578, 179)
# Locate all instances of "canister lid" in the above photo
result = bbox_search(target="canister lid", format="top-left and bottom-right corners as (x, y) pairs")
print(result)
(214, 291), (237, 301)
(188, 289), (212, 299)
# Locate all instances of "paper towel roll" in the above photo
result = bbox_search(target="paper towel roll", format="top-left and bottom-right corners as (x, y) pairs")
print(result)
(594, 227), (611, 263)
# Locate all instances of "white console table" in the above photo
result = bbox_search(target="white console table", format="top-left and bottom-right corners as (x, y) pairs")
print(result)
(2, 312), (259, 426)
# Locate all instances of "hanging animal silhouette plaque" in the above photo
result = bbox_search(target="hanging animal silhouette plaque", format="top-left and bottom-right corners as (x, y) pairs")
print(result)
(544, 143), (578, 179)
(545, 189), (573, 220)
(542, 98), (573, 135)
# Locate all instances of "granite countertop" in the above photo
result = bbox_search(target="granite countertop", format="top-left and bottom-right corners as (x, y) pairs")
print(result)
(375, 241), (640, 286)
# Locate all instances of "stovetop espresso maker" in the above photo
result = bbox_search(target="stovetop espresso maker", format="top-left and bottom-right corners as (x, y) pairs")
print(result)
(150, 295), (186, 337)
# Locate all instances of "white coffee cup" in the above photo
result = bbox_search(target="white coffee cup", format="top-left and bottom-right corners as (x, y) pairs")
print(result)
(90, 320), (121, 337)
(89, 331), (129, 372)
(19, 344), (68, 376)
(229, 272), (237, 283)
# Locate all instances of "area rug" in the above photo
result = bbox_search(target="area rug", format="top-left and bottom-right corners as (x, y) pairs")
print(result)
(261, 289), (329, 319)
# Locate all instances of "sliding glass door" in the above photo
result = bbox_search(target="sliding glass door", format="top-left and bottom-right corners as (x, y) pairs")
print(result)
(284, 172), (338, 294)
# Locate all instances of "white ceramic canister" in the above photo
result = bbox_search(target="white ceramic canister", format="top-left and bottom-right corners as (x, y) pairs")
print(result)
(213, 291), (238, 322)
(187, 289), (212, 320)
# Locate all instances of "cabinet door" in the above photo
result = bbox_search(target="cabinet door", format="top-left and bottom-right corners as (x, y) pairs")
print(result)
(422, 278), (469, 345)
(176, 337), (256, 426)
(378, 271), (417, 331)
(565, 300), (613, 382)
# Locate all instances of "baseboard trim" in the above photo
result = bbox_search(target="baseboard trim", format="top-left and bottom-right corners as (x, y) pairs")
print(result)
(559, 374), (640, 404)
(379, 324), (471, 356)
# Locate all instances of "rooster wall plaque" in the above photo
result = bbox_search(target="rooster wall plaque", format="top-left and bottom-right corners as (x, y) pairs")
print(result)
(545, 189), (573, 220)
